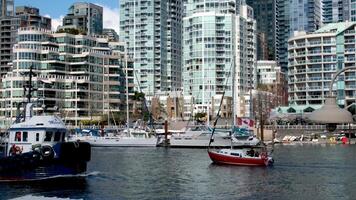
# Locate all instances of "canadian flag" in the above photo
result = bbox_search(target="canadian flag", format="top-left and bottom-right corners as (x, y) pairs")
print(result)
(237, 117), (254, 128)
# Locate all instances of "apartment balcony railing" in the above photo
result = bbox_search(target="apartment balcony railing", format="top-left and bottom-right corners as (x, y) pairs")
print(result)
(308, 50), (321, 54)
(308, 68), (322, 72)
(345, 48), (355, 53)
(345, 39), (355, 43)
(345, 76), (356, 80)
(345, 85), (356, 89)
(308, 86), (322, 90)
(264, 124), (356, 130)
(307, 41), (321, 45)
(308, 77), (323, 81)
(345, 30), (356, 34)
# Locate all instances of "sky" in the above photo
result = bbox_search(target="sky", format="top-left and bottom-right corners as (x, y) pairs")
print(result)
(15, 0), (120, 33)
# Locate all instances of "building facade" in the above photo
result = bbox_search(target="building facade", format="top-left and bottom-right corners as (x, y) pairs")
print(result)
(183, 0), (256, 117)
(277, 0), (322, 71)
(59, 2), (103, 35)
(322, 0), (356, 23)
(0, 0), (13, 17)
(0, 6), (51, 77)
(120, 0), (183, 95)
(322, 0), (350, 23)
(246, 0), (277, 60)
(103, 28), (119, 42)
(288, 22), (356, 110)
(0, 27), (134, 128)
(257, 60), (288, 106)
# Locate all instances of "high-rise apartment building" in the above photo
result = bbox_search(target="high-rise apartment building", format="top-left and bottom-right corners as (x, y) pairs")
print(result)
(277, 0), (322, 71)
(246, 0), (277, 60)
(183, 0), (256, 117)
(322, 0), (356, 23)
(120, 0), (183, 95)
(15, 6), (51, 30)
(0, 0), (13, 17)
(103, 28), (119, 42)
(0, 27), (134, 127)
(288, 22), (356, 109)
(322, 0), (350, 23)
(59, 2), (103, 35)
(0, 6), (51, 77)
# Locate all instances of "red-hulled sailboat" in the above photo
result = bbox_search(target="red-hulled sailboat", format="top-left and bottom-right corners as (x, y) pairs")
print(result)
(206, 57), (274, 167)
(208, 146), (273, 166)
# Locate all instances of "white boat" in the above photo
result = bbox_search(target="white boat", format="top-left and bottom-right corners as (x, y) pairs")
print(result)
(69, 129), (159, 147)
(231, 135), (261, 146)
(167, 126), (232, 148)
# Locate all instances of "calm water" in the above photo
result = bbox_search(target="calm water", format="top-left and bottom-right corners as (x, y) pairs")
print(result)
(2, 144), (356, 200)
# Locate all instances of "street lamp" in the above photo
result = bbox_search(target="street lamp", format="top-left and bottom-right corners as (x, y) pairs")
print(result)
(309, 66), (355, 131)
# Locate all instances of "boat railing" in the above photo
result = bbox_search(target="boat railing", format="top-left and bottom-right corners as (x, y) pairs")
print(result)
(263, 124), (356, 130)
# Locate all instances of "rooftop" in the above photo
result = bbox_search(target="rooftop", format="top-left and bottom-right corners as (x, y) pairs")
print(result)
(315, 21), (356, 35)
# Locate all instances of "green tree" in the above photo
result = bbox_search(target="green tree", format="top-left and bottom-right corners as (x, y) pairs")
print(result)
(56, 28), (86, 35)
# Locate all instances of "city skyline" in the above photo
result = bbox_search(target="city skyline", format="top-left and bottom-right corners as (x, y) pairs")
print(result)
(15, 0), (119, 32)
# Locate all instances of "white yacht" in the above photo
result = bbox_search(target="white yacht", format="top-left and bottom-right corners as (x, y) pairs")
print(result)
(166, 126), (232, 148)
(69, 128), (159, 147)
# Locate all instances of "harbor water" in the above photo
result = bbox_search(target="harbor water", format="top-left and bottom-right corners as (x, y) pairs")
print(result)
(2, 144), (356, 200)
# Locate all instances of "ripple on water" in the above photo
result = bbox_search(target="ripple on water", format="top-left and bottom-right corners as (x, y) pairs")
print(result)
(2, 145), (356, 199)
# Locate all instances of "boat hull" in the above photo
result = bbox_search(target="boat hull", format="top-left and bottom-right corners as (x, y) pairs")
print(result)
(208, 150), (269, 166)
(168, 137), (231, 148)
(0, 153), (87, 181)
(82, 137), (158, 147)
(0, 141), (91, 181)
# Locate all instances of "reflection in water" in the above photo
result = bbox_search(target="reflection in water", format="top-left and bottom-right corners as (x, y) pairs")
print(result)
(1, 144), (356, 199)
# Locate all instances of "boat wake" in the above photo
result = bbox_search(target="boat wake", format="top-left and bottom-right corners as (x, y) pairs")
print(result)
(0, 171), (100, 183)
(10, 194), (80, 200)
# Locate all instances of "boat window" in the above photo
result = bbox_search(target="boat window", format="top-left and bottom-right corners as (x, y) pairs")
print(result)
(231, 153), (240, 156)
(36, 133), (40, 142)
(23, 132), (28, 142)
(61, 132), (66, 141)
(54, 131), (61, 142)
(15, 132), (21, 141)
(44, 132), (53, 142)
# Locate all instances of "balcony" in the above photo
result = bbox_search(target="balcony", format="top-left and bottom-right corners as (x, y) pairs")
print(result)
(309, 59), (322, 63)
(308, 68), (322, 72)
(308, 86), (322, 90)
(345, 30), (356, 35)
(345, 76), (356, 80)
(345, 39), (355, 44)
(308, 77), (322, 81)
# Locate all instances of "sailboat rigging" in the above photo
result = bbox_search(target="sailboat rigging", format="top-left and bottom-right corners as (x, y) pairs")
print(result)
(206, 59), (274, 166)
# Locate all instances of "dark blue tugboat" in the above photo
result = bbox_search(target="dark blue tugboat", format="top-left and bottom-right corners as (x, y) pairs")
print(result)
(0, 67), (91, 181)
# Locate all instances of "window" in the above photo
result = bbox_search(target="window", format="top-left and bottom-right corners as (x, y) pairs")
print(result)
(61, 132), (66, 142)
(23, 132), (28, 142)
(15, 132), (21, 141)
(54, 132), (61, 142)
(36, 133), (40, 142)
(44, 132), (53, 142)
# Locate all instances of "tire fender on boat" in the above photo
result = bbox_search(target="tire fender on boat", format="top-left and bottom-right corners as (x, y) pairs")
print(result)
(10, 144), (22, 155)
(41, 145), (55, 160)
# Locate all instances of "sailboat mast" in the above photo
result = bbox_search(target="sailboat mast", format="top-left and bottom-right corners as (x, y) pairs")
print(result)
(125, 44), (130, 136)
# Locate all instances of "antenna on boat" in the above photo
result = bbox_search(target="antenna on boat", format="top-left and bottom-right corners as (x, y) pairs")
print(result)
(26, 66), (33, 103)
(23, 65), (37, 121)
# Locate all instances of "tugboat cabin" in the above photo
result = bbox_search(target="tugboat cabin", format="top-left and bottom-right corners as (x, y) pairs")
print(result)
(7, 115), (67, 157)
